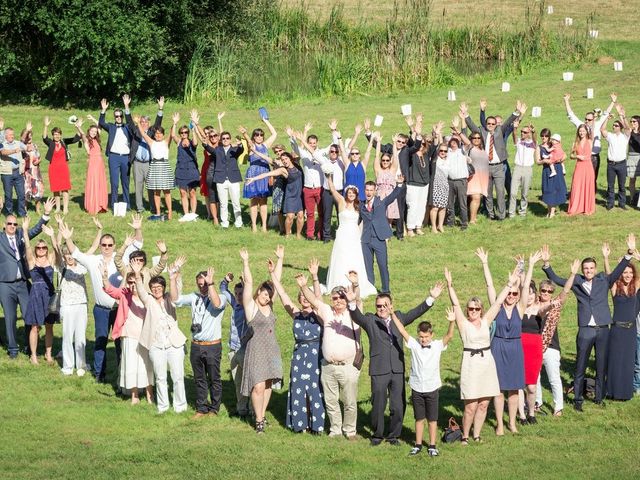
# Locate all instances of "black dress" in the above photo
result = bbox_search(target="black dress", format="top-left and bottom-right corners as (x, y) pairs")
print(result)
(606, 292), (638, 400)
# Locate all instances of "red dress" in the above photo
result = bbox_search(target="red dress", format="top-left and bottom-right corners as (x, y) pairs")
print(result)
(200, 150), (211, 197)
(567, 140), (595, 215)
(84, 141), (108, 214)
(49, 143), (71, 192)
(521, 313), (543, 385)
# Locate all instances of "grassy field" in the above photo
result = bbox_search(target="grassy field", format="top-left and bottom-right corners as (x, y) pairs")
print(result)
(1, 29), (640, 480)
(282, 0), (640, 41)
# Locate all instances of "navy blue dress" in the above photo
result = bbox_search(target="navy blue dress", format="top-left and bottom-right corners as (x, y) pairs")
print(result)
(24, 266), (57, 326)
(175, 140), (200, 189)
(606, 293), (638, 400)
(286, 311), (325, 433)
(490, 306), (525, 390)
(243, 144), (271, 199)
(540, 146), (568, 207)
(282, 167), (303, 214)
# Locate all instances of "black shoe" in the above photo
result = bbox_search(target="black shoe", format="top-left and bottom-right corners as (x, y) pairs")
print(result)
(526, 415), (538, 424)
(323, 239), (331, 244)
(619, 205), (627, 210)
(606, 205), (614, 211)
(370, 437), (383, 446)
(386, 438), (400, 446)
(518, 417), (528, 426)
(574, 402), (583, 412)
(594, 400), (606, 407)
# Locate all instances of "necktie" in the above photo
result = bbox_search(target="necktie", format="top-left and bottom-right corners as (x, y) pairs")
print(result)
(8, 236), (19, 260)
(368, 201), (373, 212)
(384, 318), (392, 336)
(488, 134), (494, 162)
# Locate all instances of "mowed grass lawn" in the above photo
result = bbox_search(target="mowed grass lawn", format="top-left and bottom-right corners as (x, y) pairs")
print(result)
(2, 41), (640, 479)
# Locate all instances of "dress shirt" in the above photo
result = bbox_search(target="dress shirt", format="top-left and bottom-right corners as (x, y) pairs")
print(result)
(318, 156), (344, 190)
(446, 149), (469, 180)
(6, 235), (21, 280)
(604, 132), (629, 161)
(174, 292), (227, 341)
(220, 279), (247, 351)
(110, 126), (130, 155)
(406, 338), (446, 393)
(567, 109), (611, 154)
(514, 139), (537, 167)
(0, 141), (26, 167)
(135, 138), (151, 162)
(485, 133), (502, 164)
(317, 303), (359, 363)
(581, 280), (596, 326)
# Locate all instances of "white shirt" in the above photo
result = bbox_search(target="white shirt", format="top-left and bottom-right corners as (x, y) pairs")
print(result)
(604, 132), (629, 162)
(567, 109), (611, 154)
(446, 149), (469, 180)
(514, 139), (537, 167)
(581, 280), (596, 326)
(60, 263), (88, 306)
(317, 304), (359, 363)
(110, 126), (130, 155)
(72, 241), (141, 308)
(150, 141), (169, 160)
(406, 338), (446, 393)
(299, 149), (323, 188)
(318, 155), (344, 190)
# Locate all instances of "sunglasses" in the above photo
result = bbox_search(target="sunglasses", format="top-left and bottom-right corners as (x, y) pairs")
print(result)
(179, 130), (189, 134)
(101, 243), (114, 247)
(221, 137), (231, 140)
(114, 114), (123, 119)
(210, 133), (219, 137)
(375, 304), (388, 309)
(331, 295), (344, 301)
(486, 122), (496, 126)
(540, 289), (554, 294)
(36, 246), (48, 250)
(438, 149), (448, 153)
(397, 140), (407, 145)
(585, 117), (594, 121)
(467, 307), (481, 312)
(471, 136), (481, 140)
(6, 222), (18, 226)
(254, 133), (264, 137)
(507, 291), (520, 297)
(350, 152), (360, 155)
(329, 149), (338, 153)
(381, 158), (391, 162)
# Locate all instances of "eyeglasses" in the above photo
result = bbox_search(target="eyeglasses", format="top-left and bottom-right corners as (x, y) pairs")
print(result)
(585, 117), (594, 121)
(329, 149), (338, 153)
(114, 114), (123, 119)
(507, 291), (520, 297)
(210, 133), (219, 137)
(486, 122), (496, 126)
(396, 140), (407, 145)
(101, 243), (114, 247)
(375, 304), (387, 309)
(35, 246), (48, 250)
(467, 307), (481, 312)
(331, 295), (343, 301)
(632, 120), (639, 123)
(438, 149), (448, 153)
(381, 158), (391, 162)
(471, 136), (481, 140)
(540, 289), (554, 294)
(179, 130), (189, 134)
(221, 136), (231, 140)
(254, 133), (264, 137)
(350, 151), (360, 155)
(6, 222), (17, 226)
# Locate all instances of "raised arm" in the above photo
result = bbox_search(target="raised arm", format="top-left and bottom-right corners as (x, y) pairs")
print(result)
(563, 93), (581, 127)
(361, 129), (374, 170)
(519, 250), (542, 312)
(204, 267), (222, 308)
(475, 247), (496, 303)
(444, 267), (466, 332)
(485, 268), (520, 325)
(602, 242), (612, 275)
(390, 310), (411, 343)
(239, 248), (257, 316)
(607, 234), (635, 286)
(540, 244), (569, 287)
(269, 261), (297, 318)
(148, 240), (169, 277)
(263, 118), (278, 148)
(295, 273), (324, 317)
(347, 124), (362, 152)
(21, 217), (36, 270)
(308, 257), (322, 298)
(442, 308), (456, 346)
(114, 232), (135, 277)
(131, 261), (150, 306)
(326, 174), (346, 209)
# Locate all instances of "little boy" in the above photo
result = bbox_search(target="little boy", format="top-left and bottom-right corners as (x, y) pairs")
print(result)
(391, 310), (455, 456)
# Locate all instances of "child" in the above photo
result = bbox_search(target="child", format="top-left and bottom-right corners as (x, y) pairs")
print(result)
(391, 309), (455, 457)
(547, 133), (566, 177)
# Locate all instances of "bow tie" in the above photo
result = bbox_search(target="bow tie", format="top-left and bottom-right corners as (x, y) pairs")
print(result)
(421, 344), (432, 349)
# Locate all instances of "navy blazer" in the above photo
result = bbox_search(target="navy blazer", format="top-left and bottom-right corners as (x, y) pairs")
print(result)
(99, 112), (133, 156)
(349, 300), (433, 376)
(543, 257), (630, 327)
(205, 144), (244, 183)
(0, 216), (48, 282)
(360, 184), (405, 243)
(125, 111), (163, 164)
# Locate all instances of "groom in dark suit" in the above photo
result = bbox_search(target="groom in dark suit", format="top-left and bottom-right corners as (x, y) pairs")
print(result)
(360, 178), (406, 294)
(542, 236), (635, 411)
(348, 284), (442, 445)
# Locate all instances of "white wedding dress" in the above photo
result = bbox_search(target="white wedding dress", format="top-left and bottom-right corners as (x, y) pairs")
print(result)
(325, 209), (377, 298)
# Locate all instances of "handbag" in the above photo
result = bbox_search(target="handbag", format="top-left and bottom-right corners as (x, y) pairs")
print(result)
(441, 417), (463, 443)
(47, 268), (65, 316)
(350, 319), (365, 370)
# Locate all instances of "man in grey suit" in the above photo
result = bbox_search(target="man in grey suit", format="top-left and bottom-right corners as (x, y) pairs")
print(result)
(0, 198), (54, 358)
(360, 179), (405, 294)
(462, 101), (526, 220)
(348, 283), (442, 445)
(541, 236), (636, 411)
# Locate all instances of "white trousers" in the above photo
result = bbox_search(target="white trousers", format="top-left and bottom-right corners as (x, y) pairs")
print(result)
(60, 304), (88, 374)
(406, 184), (429, 229)
(535, 347), (564, 412)
(216, 180), (242, 227)
(149, 345), (186, 413)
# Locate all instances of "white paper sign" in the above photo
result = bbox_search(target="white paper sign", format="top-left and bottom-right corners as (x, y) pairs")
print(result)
(401, 104), (412, 116)
(614, 61), (623, 71)
(586, 88), (594, 99)
(531, 107), (542, 118)
(547, 6), (554, 14)
(589, 30), (599, 38)
(374, 115), (384, 127)
(501, 82), (511, 92)
(113, 202), (128, 217)
(447, 91), (456, 101)
(564, 17), (573, 26)
(562, 72), (574, 81)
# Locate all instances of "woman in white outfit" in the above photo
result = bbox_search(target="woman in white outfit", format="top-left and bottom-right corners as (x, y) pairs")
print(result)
(323, 175), (377, 298)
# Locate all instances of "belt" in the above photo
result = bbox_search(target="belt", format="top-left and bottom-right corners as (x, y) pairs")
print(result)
(463, 346), (491, 357)
(493, 335), (521, 340)
(295, 338), (321, 348)
(613, 321), (634, 329)
(324, 360), (347, 366)
(192, 339), (221, 346)
(95, 304), (117, 311)
(608, 160), (625, 164)
(489, 161), (506, 166)
(586, 325), (608, 329)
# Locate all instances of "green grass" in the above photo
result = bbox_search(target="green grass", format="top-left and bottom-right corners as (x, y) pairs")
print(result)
(1, 39), (640, 479)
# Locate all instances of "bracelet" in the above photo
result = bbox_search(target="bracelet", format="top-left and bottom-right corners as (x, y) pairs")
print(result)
(352, 283), (359, 287)
(312, 277), (319, 282)
(507, 283), (514, 288)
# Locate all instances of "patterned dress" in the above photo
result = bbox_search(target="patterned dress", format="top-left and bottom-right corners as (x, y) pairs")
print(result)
(430, 158), (449, 208)
(243, 144), (271, 198)
(147, 141), (175, 190)
(376, 170), (399, 219)
(241, 309), (283, 396)
(287, 311), (325, 433)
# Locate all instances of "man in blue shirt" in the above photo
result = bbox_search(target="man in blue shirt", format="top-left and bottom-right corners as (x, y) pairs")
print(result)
(220, 272), (250, 417)
(0, 126), (28, 217)
(171, 267), (227, 418)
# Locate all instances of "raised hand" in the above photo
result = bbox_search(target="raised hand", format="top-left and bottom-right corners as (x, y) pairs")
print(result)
(459, 102), (468, 117)
(529, 250), (543, 265)
(238, 125), (248, 135)
(541, 244), (550, 263)
(444, 267), (453, 286)
(123, 232), (135, 247)
(267, 258), (276, 273)
(508, 266), (521, 286)
(479, 98), (487, 111)
(445, 306), (456, 322)
(92, 217), (103, 230)
(205, 267), (215, 285)
(285, 125), (294, 137)
(21, 216), (30, 230)
(190, 109), (200, 125)
(74, 118), (84, 129)
(627, 233), (636, 252)
(59, 222), (73, 240)
(128, 212), (142, 230)
(430, 281), (444, 299)
(602, 242), (611, 258)
(563, 93), (571, 101)
(100, 98), (109, 111)
(303, 122), (313, 134)
(25, 121), (32, 132)
(347, 270), (359, 285)
(43, 197), (55, 215)
(172, 112), (180, 124)
(239, 248), (249, 262)
(130, 259), (143, 274)
(158, 96), (165, 110)
(156, 240), (167, 254)
(308, 257), (319, 276)
(173, 255), (187, 271)
(363, 118), (371, 131)
(610, 92), (618, 103)
(44, 116), (51, 127)
(41, 225), (54, 237)
(475, 247), (488, 264)
(295, 273), (308, 288)
(87, 114), (98, 125)
(570, 259), (581, 275)
(122, 94), (131, 109)
(328, 119), (338, 131)
(217, 111), (225, 121)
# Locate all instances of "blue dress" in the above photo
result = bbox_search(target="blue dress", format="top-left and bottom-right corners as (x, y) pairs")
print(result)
(490, 306), (525, 390)
(287, 311), (325, 433)
(175, 140), (200, 189)
(24, 266), (57, 326)
(243, 144), (271, 199)
(345, 162), (366, 201)
(606, 293), (638, 400)
(282, 167), (303, 214)
(540, 146), (568, 207)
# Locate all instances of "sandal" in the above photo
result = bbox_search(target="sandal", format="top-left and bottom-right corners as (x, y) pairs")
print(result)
(473, 436), (482, 443)
(255, 419), (265, 434)
(460, 437), (469, 446)
(553, 410), (563, 417)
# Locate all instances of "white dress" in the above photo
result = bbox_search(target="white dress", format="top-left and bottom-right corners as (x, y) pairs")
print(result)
(325, 209), (377, 298)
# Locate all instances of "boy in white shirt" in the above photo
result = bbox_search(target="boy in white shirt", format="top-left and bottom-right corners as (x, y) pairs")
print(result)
(391, 309), (455, 457)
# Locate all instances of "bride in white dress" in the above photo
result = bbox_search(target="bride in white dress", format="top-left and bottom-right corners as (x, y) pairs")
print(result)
(324, 175), (377, 298)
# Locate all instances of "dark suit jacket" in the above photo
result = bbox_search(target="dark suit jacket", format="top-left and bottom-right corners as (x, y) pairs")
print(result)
(204, 144), (244, 183)
(465, 112), (518, 162)
(349, 300), (433, 375)
(125, 111), (163, 164)
(99, 112), (133, 156)
(360, 184), (405, 243)
(42, 135), (81, 162)
(0, 216), (48, 282)
(543, 257), (630, 327)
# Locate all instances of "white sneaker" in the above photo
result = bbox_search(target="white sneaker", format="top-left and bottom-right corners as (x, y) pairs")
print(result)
(189, 213), (199, 221)
(549, 171), (557, 178)
(77, 368), (86, 377)
(427, 446), (439, 457)
(61, 369), (73, 376)
(178, 215), (188, 223)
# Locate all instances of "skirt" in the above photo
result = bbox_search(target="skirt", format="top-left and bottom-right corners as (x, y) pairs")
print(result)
(147, 158), (175, 190)
(119, 337), (154, 390)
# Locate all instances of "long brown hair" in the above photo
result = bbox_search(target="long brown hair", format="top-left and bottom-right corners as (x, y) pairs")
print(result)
(571, 124), (591, 155)
(343, 185), (361, 210)
(87, 124), (101, 149)
(614, 262), (638, 297)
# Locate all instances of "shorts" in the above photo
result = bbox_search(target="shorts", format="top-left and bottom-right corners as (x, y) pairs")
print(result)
(627, 152), (640, 178)
(411, 388), (439, 422)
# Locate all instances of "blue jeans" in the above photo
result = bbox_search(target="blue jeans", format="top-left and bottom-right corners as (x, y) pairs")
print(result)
(92, 304), (118, 380)
(634, 334), (640, 392)
(1, 170), (27, 217)
(606, 160), (627, 208)
(108, 153), (130, 208)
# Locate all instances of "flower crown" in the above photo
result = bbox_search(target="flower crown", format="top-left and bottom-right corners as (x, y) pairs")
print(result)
(344, 184), (359, 193)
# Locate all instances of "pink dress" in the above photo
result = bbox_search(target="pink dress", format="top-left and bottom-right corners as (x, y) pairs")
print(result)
(376, 170), (399, 219)
(567, 140), (595, 215)
(84, 141), (108, 214)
